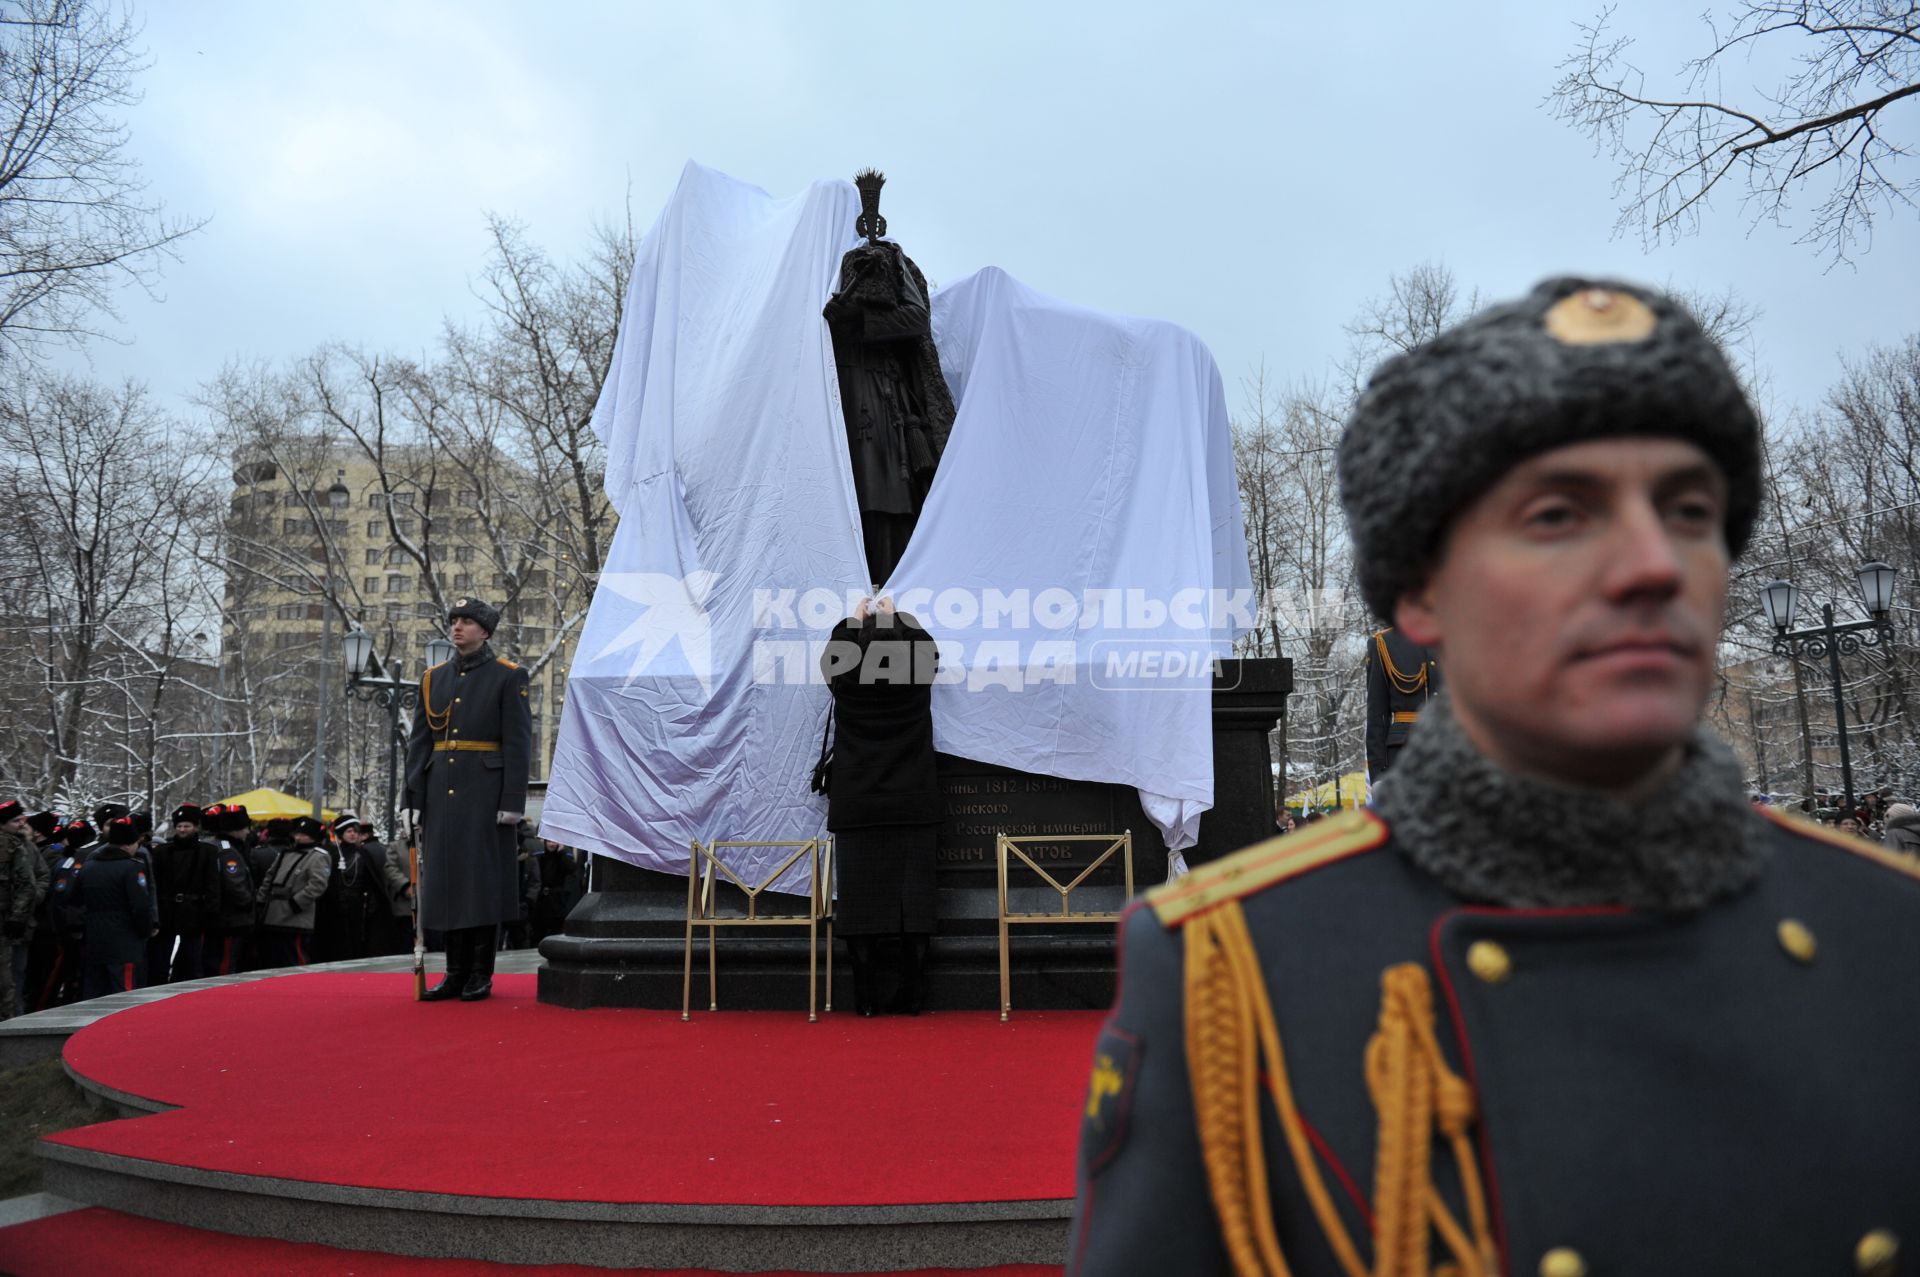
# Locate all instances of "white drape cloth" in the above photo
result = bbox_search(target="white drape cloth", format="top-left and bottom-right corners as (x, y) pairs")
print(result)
(539, 162), (1249, 890)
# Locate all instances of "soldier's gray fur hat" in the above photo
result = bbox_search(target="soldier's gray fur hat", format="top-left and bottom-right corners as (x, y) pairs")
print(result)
(1337, 276), (1762, 622)
(447, 596), (500, 635)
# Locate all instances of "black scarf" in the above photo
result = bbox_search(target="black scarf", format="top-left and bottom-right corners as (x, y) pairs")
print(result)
(1371, 696), (1768, 913)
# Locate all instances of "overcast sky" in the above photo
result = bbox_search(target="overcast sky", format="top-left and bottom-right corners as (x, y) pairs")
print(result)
(56, 0), (1920, 428)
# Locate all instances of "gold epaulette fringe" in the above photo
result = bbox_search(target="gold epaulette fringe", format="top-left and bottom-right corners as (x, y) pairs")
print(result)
(496, 657), (520, 670)
(1150, 812), (1387, 928)
(1184, 902), (1497, 1277)
(1760, 807), (1920, 882)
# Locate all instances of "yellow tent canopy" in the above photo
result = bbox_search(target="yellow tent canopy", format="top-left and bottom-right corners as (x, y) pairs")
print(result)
(212, 787), (339, 823)
(1285, 771), (1369, 812)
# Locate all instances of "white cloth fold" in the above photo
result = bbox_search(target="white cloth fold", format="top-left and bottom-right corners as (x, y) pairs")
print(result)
(539, 162), (1249, 892)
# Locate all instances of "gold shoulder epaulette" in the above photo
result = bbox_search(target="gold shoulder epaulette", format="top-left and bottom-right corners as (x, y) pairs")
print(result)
(495, 657), (520, 670)
(1761, 807), (1920, 883)
(1149, 810), (1389, 927)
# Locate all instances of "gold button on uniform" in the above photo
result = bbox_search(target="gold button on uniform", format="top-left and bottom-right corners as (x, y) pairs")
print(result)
(1467, 940), (1511, 985)
(1856, 1229), (1898, 1275)
(1778, 918), (1818, 964)
(1539, 1248), (1587, 1277)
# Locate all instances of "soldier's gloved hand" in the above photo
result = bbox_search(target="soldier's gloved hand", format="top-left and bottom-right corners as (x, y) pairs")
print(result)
(496, 811), (523, 826)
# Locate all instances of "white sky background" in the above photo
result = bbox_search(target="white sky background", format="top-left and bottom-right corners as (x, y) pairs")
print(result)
(58, 0), (1920, 428)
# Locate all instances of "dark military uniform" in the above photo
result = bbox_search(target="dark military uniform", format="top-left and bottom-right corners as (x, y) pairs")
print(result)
(72, 841), (152, 999)
(1069, 810), (1920, 1276)
(41, 828), (93, 1007)
(151, 814), (223, 983)
(0, 817), (38, 1019)
(1363, 627), (1440, 780)
(404, 615), (532, 998)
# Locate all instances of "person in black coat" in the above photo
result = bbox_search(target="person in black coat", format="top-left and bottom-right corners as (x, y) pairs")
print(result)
(199, 804), (258, 977)
(150, 804), (222, 982)
(73, 816), (154, 999)
(39, 820), (94, 1007)
(819, 596), (942, 1015)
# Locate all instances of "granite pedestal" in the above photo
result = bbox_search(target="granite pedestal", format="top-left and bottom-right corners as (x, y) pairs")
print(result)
(538, 657), (1291, 1011)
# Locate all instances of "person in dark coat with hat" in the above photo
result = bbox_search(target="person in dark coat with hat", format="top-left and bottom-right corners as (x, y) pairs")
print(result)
(1069, 279), (1920, 1276)
(199, 804), (258, 977)
(404, 596), (533, 1002)
(0, 800), (41, 1019)
(72, 816), (154, 999)
(254, 816), (331, 968)
(1363, 625), (1441, 781)
(150, 804), (223, 982)
(820, 596), (942, 1015)
(39, 820), (94, 1007)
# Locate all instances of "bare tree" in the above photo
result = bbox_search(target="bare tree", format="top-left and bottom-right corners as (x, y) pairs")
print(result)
(0, 371), (217, 803)
(1235, 263), (1477, 808)
(0, 0), (203, 355)
(1551, 2), (1920, 265)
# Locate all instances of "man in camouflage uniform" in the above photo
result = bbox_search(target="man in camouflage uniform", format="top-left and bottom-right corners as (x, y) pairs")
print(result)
(404, 597), (532, 1002)
(1070, 279), (1919, 1276)
(0, 801), (41, 1019)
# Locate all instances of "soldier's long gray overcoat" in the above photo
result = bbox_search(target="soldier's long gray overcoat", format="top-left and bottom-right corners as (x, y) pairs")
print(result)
(404, 642), (533, 931)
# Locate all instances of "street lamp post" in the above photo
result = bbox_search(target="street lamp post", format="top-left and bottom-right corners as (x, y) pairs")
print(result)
(310, 478), (352, 821)
(1763, 560), (1898, 816)
(343, 627), (456, 840)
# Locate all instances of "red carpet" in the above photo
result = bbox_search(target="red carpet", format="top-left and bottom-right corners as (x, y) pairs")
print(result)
(50, 973), (1100, 1207)
(0, 1207), (1064, 1276)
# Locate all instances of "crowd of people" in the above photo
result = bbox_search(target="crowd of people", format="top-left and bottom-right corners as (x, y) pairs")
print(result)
(1273, 783), (1920, 854)
(0, 797), (588, 1018)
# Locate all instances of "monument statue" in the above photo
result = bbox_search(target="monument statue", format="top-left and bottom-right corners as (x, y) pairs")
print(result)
(823, 169), (957, 585)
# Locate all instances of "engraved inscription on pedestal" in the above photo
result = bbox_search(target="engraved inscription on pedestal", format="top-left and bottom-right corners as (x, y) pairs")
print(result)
(934, 755), (1163, 890)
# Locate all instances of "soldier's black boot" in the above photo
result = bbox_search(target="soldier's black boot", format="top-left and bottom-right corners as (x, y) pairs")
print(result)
(460, 925), (496, 1001)
(421, 931), (469, 1001)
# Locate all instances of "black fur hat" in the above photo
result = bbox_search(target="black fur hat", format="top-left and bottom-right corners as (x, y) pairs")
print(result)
(447, 596), (500, 636)
(1337, 277), (1762, 623)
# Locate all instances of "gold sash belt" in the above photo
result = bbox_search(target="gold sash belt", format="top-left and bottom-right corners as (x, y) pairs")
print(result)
(433, 741), (501, 752)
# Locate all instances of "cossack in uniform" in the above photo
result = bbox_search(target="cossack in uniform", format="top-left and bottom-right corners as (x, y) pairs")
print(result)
(72, 818), (153, 999)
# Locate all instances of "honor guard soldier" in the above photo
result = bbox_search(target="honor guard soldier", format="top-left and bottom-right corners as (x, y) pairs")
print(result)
(1363, 626), (1440, 780)
(404, 597), (533, 1002)
(72, 816), (154, 998)
(1069, 279), (1920, 1276)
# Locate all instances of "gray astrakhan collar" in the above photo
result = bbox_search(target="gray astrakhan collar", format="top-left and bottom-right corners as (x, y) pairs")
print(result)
(1370, 696), (1768, 913)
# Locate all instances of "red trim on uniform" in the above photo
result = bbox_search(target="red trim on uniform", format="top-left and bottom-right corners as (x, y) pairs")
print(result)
(38, 950), (63, 1009)
(121, 963), (134, 992)
(219, 938), (234, 975)
(1426, 904), (1631, 1276)
(1298, 1109), (1374, 1233)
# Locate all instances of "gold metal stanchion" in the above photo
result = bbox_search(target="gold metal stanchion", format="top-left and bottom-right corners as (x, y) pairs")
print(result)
(996, 831), (1134, 1021)
(681, 837), (833, 1022)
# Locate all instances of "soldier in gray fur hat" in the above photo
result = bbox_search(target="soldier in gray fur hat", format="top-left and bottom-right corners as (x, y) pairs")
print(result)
(404, 596), (532, 1002)
(1068, 278), (1920, 1276)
